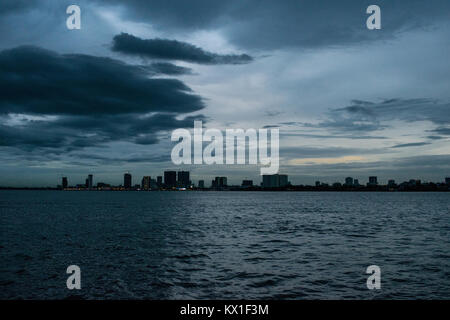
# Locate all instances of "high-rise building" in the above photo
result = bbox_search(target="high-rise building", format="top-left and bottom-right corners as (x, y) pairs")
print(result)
(368, 176), (378, 186)
(198, 180), (205, 188)
(141, 176), (151, 190)
(62, 177), (68, 189)
(88, 174), (93, 189)
(388, 179), (396, 187)
(85, 178), (89, 188)
(124, 173), (132, 189)
(278, 175), (288, 187)
(177, 171), (190, 187)
(213, 177), (227, 188)
(446, 177), (450, 185)
(157, 176), (163, 187)
(164, 171), (177, 188)
(262, 174), (289, 188)
(354, 179), (360, 186)
(345, 177), (354, 186)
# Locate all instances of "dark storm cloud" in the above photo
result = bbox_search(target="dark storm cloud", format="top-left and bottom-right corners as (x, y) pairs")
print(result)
(111, 33), (253, 64)
(281, 132), (388, 140)
(390, 142), (431, 148)
(308, 98), (450, 133)
(430, 127), (450, 136)
(149, 62), (193, 75)
(80, 153), (172, 165)
(426, 136), (445, 140)
(0, 113), (205, 152)
(0, 46), (206, 153)
(96, 0), (450, 50)
(0, 46), (204, 115)
(0, 0), (34, 15)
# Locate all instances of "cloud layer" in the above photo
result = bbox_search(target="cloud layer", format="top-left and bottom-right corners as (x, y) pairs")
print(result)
(112, 33), (253, 64)
(0, 46), (205, 152)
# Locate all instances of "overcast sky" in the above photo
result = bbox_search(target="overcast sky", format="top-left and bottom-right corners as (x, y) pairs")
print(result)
(0, 0), (449, 187)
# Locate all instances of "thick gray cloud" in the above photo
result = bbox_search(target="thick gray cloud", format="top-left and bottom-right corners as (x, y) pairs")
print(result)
(0, 112), (205, 152)
(306, 98), (450, 133)
(391, 142), (431, 148)
(0, 46), (204, 115)
(96, 0), (450, 50)
(112, 33), (253, 64)
(0, 46), (205, 153)
(430, 127), (450, 136)
(149, 62), (193, 75)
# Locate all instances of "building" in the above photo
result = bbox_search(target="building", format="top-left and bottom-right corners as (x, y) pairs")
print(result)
(242, 180), (253, 187)
(157, 176), (163, 187)
(213, 177), (227, 188)
(388, 179), (396, 187)
(85, 178), (89, 188)
(62, 177), (68, 189)
(262, 174), (288, 188)
(344, 177), (354, 187)
(315, 181), (321, 187)
(141, 176), (151, 190)
(198, 180), (205, 188)
(124, 173), (132, 189)
(278, 175), (288, 187)
(446, 177), (450, 185)
(164, 171), (177, 188)
(368, 176), (378, 186)
(96, 182), (110, 188)
(177, 171), (190, 187)
(354, 179), (360, 186)
(88, 174), (93, 189)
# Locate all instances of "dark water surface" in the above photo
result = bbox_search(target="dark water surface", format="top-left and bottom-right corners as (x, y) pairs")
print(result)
(1, 190), (449, 299)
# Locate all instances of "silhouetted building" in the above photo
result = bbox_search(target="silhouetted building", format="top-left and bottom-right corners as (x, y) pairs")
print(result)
(213, 177), (227, 188)
(177, 171), (190, 187)
(345, 177), (354, 187)
(262, 174), (288, 188)
(88, 174), (93, 189)
(242, 180), (253, 187)
(62, 177), (68, 189)
(198, 180), (205, 188)
(85, 178), (89, 188)
(315, 181), (321, 187)
(96, 182), (110, 188)
(263, 174), (277, 188)
(142, 176), (151, 190)
(164, 171), (177, 188)
(354, 179), (360, 186)
(368, 176), (378, 186)
(157, 176), (163, 187)
(388, 179), (396, 187)
(446, 177), (450, 185)
(124, 173), (132, 189)
(278, 175), (288, 187)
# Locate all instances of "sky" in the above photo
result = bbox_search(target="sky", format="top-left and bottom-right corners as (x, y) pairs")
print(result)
(0, 0), (449, 187)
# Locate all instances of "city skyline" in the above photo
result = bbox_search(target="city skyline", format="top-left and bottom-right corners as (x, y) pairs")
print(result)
(0, 1), (449, 187)
(2, 170), (447, 190)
